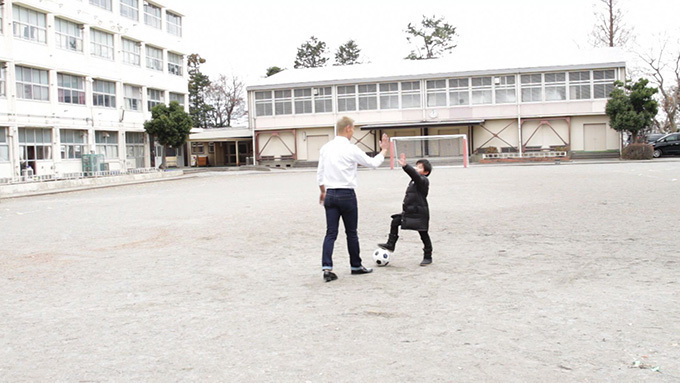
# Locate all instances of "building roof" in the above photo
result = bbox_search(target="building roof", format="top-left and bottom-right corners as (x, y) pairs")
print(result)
(247, 47), (627, 91)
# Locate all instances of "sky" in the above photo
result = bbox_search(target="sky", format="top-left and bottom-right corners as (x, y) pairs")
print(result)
(177, 0), (680, 85)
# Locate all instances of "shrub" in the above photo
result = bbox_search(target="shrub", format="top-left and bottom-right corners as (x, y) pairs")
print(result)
(622, 143), (653, 160)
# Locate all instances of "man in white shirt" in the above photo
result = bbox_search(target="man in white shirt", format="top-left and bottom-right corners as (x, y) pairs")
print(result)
(317, 116), (389, 282)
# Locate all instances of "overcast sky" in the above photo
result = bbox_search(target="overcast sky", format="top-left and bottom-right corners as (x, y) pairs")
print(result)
(179, 0), (680, 83)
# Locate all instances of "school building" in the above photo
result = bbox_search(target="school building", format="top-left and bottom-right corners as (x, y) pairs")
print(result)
(245, 48), (627, 166)
(0, 0), (188, 180)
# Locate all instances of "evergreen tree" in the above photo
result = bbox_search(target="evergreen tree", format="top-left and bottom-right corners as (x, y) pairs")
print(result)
(144, 101), (193, 169)
(187, 53), (212, 128)
(606, 79), (659, 142)
(294, 36), (328, 69)
(335, 40), (361, 66)
(266, 66), (284, 77)
(405, 15), (458, 60)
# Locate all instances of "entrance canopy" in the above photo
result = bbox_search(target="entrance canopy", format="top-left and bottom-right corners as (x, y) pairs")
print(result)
(360, 120), (485, 130)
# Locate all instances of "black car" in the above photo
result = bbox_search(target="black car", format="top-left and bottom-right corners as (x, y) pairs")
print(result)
(652, 133), (680, 158)
(646, 133), (665, 143)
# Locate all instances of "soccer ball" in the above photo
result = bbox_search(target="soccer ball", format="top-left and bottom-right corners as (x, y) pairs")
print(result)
(372, 248), (391, 266)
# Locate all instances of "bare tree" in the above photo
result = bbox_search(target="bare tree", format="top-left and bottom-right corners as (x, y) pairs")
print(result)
(206, 74), (246, 127)
(639, 41), (680, 133)
(591, 0), (631, 47)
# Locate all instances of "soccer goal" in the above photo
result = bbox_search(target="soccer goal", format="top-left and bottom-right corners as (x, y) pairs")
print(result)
(390, 134), (469, 169)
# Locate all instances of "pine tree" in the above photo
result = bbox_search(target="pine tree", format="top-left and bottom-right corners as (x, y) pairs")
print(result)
(294, 36), (328, 69)
(335, 40), (361, 66)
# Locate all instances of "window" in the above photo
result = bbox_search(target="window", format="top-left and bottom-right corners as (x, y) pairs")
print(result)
(191, 142), (204, 154)
(167, 11), (182, 36)
(545, 72), (566, 101)
(521, 74), (542, 102)
(60, 129), (86, 159)
(168, 52), (183, 76)
(93, 79), (116, 108)
(379, 83), (399, 109)
(0, 4), (3, 35)
(494, 75), (516, 104)
(294, 88), (312, 114)
(471, 77), (492, 105)
(55, 18), (83, 52)
(274, 90), (292, 115)
(144, 1), (161, 29)
(169, 92), (184, 106)
(0, 65), (5, 97)
(255, 91), (273, 116)
(146, 46), (163, 71)
(358, 84), (378, 111)
(120, 0), (139, 20)
(95, 131), (118, 158)
(19, 128), (52, 161)
(15, 66), (49, 101)
(593, 69), (616, 99)
(124, 84), (142, 111)
(0, 128), (9, 162)
(91, 29), (114, 60)
(90, 0), (112, 11)
(449, 78), (469, 106)
(314, 87), (332, 113)
(209, 142), (215, 153)
(426, 80), (447, 107)
(57, 74), (86, 105)
(337, 85), (356, 112)
(147, 88), (164, 110)
(122, 38), (141, 66)
(569, 71), (591, 100)
(125, 132), (145, 160)
(12, 5), (47, 44)
(401, 81), (420, 108)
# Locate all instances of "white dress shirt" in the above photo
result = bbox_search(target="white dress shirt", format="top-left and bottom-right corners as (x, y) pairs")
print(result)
(317, 136), (385, 189)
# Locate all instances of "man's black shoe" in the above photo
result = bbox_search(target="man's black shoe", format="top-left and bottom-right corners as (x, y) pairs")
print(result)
(324, 271), (338, 282)
(351, 266), (373, 275)
(420, 258), (432, 266)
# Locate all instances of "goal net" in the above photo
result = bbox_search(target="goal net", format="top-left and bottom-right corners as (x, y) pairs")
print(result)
(390, 134), (469, 169)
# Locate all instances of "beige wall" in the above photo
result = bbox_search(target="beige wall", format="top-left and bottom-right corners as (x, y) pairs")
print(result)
(472, 119), (519, 151)
(570, 115), (618, 151)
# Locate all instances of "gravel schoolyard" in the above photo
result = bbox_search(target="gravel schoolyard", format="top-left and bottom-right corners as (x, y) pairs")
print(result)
(1, 160), (679, 382)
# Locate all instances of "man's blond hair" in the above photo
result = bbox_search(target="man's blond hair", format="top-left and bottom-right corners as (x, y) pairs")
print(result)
(336, 116), (354, 135)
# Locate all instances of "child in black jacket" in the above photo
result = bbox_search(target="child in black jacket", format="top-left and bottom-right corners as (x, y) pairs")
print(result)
(378, 153), (433, 265)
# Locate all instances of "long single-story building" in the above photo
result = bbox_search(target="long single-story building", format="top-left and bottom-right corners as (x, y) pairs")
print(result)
(246, 48), (627, 165)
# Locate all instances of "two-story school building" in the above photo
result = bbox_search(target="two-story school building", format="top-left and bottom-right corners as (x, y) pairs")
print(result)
(246, 48), (627, 165)
(0, 0), (188, 179)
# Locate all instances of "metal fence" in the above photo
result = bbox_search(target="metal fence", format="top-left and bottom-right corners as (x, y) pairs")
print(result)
(0, 168), (160, 185)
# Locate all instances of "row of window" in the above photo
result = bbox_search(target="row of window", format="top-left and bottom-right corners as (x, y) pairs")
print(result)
(0, 127), (146, 162)
(88, 0), (182, 36)
(254, 69), (618, 117)
(6, 5), (184, 75)
(2, 64), (185, 111)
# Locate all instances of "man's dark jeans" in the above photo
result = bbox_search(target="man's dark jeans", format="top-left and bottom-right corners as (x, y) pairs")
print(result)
(322, 189), (363, 270)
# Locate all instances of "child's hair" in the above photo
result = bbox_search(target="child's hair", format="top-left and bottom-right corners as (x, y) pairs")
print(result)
(416, 159), (432, 176)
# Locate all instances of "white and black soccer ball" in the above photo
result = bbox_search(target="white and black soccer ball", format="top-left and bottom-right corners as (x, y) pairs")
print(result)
(372, 248), (391, 266)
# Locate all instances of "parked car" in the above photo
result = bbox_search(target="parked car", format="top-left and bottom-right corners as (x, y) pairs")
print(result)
(645, 133), (665, 143)
(652, 133), (680, 157)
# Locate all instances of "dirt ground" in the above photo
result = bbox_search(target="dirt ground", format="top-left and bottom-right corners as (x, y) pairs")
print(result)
(1, 160), (679, 382)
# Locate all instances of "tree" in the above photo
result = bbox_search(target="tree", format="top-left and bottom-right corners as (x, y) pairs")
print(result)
(639, 42), (680, 133)
(144, 101), (193, 169)
(294, 36), (328, 68)
(405, 15), (457, 60)
(590, 0), (631, 47)
(187, 53), (212, 129)
(266, 66), (284, 77)
(206, 74), (246, 127)
(605, 79), (659, 143)
(334, 40), (361, 66)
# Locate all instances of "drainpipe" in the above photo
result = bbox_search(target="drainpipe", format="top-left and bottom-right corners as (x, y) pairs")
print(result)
(517, 73), (522, 156)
